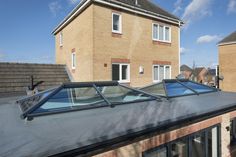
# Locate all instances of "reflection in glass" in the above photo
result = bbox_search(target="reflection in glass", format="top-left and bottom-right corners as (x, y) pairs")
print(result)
(191, 132), (205, 157)
(208, 127), (218, 157)
(142, 83), (165, 96)
(171, 139), (188, 157)
(34, 87), (105, 113)
(165, 82), (194, 97)
(98, 85), (152, 104)
(145, 147), (167, 157)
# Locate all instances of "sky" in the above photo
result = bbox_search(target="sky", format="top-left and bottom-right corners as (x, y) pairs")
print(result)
(0, 0), (236, 67)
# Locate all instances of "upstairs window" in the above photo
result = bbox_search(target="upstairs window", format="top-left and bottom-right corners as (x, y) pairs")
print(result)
(152, 23), (171, 42)
(72, 51), (76, 69)
(59, 32), (63, 46)
(112, 63), (130, 83)
(112, 13), (122, 34)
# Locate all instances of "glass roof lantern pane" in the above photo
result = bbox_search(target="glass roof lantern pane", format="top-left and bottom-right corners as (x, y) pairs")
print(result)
(33, 87), (106, 114)
(141, 83), (166, 96)
(97, 85), (153, 104)
(181, 81), (215, 93)
(165, 82), (195, 97)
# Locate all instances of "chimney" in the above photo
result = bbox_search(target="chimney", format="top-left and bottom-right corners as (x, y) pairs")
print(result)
(135, 0), (138, 6)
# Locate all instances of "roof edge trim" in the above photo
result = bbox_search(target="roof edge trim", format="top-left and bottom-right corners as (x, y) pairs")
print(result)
(52, 0), (183, 35)
(218, 41), (236, 46)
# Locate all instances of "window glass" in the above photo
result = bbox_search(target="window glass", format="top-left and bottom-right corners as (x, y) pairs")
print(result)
(144, 147), (167, 157)
(181, 81), (214, 93)
(165, 27), (170, 41)
(165, 82), (194, 97)
(153, 24), (158, 40)
(207, 127), (218, 157)
(230, 119), (236, 145)
(33, 87), (106, 113)
(165, 66), (170, 79)
(159, 65), (164, 80)
(112, 64), (120, 81)
(98, 85), (152, 104)
(191, 132), (205, 157)
(142, 83), (165, 96)
(113, 14), (120, 32)
(171, 138), (188, 157)
(153, 65), (159, 81)
(159, 25), (164, 40)
(122, 65), (128, 80)
(72, 52), (76, 69)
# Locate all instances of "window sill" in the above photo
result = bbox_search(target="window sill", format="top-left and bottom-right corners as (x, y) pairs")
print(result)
(152, 40), (171, 46)
(112, 32), (122, 38)
(118, 80), (130, 84)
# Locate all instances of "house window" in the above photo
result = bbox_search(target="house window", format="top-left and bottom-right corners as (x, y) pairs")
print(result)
(112, 63), (130, 82)
(143, 125), (219, 157)
(112, 13), (122, 34)
(143, 146), (167, 157)
(152, 23), (171, 42)
(59, 32), (63, 46)
(71, 52), (76, 69)
(230, 118), (236, 145)
(153, 65), (171, 82)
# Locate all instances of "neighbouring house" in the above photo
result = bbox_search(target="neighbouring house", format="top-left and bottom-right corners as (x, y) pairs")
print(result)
(180, 65), (217, 86)
(180, 64), (192, 79)
(218, 31), (236, 91)
(52, 0), (183, 87)
(192, 67), (208, 83)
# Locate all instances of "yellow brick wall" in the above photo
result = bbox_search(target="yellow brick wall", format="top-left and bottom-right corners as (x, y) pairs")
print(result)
(55, 5), (94, 82)
(55, 4), (180, 87)
(219, 44), (236, 91)
(93, 4), (180, 87)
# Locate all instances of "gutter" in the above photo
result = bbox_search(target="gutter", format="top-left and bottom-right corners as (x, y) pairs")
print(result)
(52, 0), (184, 35)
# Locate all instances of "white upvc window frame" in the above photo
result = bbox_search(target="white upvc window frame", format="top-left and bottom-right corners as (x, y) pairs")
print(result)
(152, 23), (171, 43)
(71, 51), (76, 69)
(112, 63), (130, 83)
(59, 32), (63, 46)
(152, 64), (171, 83)
(112, 12), (122, 34)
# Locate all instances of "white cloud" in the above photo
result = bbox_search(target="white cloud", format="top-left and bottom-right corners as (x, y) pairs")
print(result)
(173, 0), (183, 14)
(197, 35), (222, 44)
(227, 0), (236, 14)
(67, 0), (80, 5)
(182, 0), (213, 28)
(180, 47), (189, 54)
(49, 1), (62, 16)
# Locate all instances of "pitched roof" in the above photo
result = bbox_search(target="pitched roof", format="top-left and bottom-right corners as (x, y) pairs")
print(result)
(192, 67), (206, 76)
(180, 64), (192, 72)
(218, 31), (236, 45)
(108, 0), (180, 20)
(52, 0), (183, 34)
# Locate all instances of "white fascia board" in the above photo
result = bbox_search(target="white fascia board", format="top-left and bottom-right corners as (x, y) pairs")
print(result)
(218, 41), (236, 46)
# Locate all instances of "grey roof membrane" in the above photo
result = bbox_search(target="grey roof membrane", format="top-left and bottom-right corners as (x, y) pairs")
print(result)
(1, 91), (236, 156)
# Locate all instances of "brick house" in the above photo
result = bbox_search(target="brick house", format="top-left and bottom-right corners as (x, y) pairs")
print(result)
(52, 0), (183, 87)
(218, 31), (236, 91)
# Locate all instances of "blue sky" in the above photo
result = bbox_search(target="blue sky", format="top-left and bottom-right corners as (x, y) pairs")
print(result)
(0, 0), (236, 67)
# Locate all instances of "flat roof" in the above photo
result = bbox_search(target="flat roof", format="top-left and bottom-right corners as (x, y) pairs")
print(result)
(1, 82), (236, 156)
